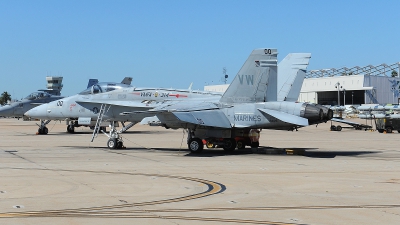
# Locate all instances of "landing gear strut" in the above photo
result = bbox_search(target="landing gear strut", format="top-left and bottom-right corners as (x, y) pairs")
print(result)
(36, 120), (51, 135)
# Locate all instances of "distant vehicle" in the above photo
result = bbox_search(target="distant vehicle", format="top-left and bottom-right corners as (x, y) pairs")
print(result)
(376, 118), (400, 133)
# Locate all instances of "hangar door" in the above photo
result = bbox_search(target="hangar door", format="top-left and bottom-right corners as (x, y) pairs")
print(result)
(317, 90), (365, 105)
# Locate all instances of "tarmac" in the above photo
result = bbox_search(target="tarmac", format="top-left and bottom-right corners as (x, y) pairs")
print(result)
(0, 117), (399, 225)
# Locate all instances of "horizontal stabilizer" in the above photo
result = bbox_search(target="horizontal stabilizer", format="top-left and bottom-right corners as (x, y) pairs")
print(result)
(172, 110), (231, 128)
(258, 108), (309, 126)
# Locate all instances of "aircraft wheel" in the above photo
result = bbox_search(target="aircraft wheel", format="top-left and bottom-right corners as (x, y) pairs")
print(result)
(223, 138), (236, 152)
(38, 128), (43, 135)
(386, 127), (393, 133)
(67, 125), (75, 133)
(100, 127), (107, 132)
(378, 129), (384, 133)
(397, 130), (400, 133)
(43, 127), (48, 134)
(116, 141), (123, 149)
(330, 125), (337, 131)
(188, 138), (203, 153)
(251, 141), (259, 148)
(206, 141), (215, 148)
(107, 138), (118, 149)
(236, 141), (245, 149)
(336, 125), (342, 131)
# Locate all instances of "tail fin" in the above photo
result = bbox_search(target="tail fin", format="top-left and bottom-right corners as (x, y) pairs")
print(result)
(219, 48), (278, 104)
(121, 77), (133, 85)
(277, 53), (311, 101)
(87, 79), (99, 88)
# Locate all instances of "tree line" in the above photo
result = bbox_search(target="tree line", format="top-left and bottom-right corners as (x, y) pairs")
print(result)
(0, 91), (11, 105)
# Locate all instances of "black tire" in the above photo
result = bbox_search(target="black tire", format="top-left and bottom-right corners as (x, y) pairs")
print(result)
(223, 138), (236, 152)
(336, 125), (342, 131)
(378, 129), (384, 133)
(397, 130), (400, 133)
(43, 127), (48, 134)
(67, 125), (75, 133)
(188, 138), (203, 153)
(330, 125), (336, 131)
(116, 141), (123, 149)
(107, 138), (118, 149)
(38, 128), (43, 135)
(100, 127), (107, 132)
(386, 127), (393, 133)
(251, 141), (259, 148)
(237, 141), (245, 149)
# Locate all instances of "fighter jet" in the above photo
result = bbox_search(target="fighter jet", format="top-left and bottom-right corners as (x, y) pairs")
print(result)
(25, 77), (135, 134)
(25, 78), (222, 136)
(134, 49), (333, 152)
(0, 91), (64, 120)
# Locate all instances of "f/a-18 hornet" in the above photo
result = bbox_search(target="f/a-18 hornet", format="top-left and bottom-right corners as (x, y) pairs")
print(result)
(134, 48), (333, 152)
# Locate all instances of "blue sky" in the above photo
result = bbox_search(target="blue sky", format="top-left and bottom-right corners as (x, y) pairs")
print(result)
(1, 0), (399, 98)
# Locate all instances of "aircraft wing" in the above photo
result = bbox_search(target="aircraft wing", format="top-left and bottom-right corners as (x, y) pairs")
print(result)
(258, 108), (309, 126)
(171, 110), (232, 128)
(76, 99), (150, 108)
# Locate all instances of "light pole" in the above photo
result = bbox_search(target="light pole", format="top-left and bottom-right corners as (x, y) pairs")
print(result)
(335, 82), (343, 106)
(343, 89), (346, 106)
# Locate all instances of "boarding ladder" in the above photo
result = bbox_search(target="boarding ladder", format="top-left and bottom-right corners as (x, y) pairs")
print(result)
(91, 104), (111, 142)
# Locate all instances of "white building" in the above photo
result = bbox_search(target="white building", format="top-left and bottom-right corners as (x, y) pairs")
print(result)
(299, 75), (400, 105)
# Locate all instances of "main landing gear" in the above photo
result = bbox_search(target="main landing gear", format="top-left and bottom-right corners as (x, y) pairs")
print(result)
(91, 121), (135, 149)
(187, 130), (203, 153)
(187, 129), (260, 154)
(107, 137), (124, 149)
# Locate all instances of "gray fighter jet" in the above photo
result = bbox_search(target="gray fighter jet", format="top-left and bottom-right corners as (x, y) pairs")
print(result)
(133, 49), (333, 152)
(0, 91), (64, 120)
(25, 77), (133, 134)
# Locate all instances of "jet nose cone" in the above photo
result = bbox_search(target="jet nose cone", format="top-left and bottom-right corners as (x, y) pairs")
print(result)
(25, 104), (48, 119)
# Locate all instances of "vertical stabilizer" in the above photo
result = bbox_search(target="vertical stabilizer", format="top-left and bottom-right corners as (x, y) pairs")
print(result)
(220, 48), (278, 104)
(277, 53), (311, 101)
(87, 79), (99, 88)
(121, 77), (133, 85)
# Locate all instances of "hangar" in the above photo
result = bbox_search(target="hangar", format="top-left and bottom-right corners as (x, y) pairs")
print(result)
(205, 62), (400, 106)
(301, 63), (400, 105)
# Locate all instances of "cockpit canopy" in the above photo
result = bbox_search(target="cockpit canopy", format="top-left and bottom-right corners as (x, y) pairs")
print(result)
(79, 82), (131, 95)
(24, 91), (52, 100)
